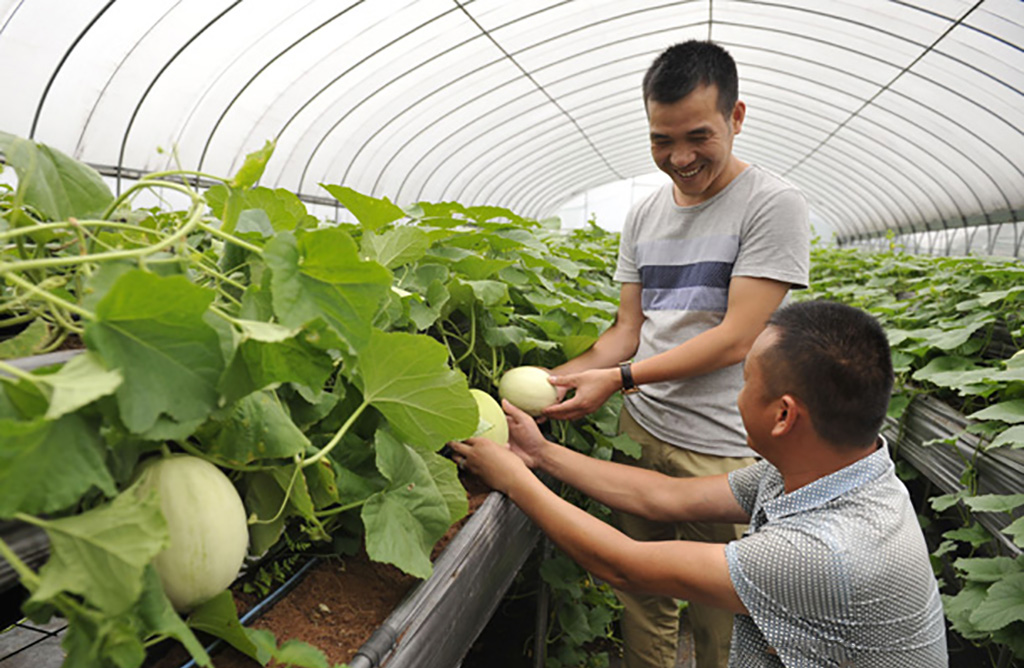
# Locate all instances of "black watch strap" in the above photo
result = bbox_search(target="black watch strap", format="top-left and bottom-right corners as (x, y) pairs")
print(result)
(619, 362), (640, 394)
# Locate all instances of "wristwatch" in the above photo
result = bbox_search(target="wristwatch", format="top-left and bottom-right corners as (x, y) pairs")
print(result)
(619, 362), (640, 395)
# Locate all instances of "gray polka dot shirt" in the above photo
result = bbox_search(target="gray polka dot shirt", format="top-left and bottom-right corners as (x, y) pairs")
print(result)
(725, 439), (948, 667)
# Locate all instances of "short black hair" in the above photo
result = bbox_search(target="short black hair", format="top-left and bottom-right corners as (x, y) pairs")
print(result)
(761, 300), (894, 449)
(642, 40), (739, 118)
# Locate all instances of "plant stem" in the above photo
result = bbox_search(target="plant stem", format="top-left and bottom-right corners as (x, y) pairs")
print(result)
(2, 272), (94, 320)
(250, 461), (304, 526)
(196, 221), (264, 255)
(301, 401), (369, 468)
(0, 358), (46, 384)
(314, 497), (368, 518)
(0, 536), (41, 591)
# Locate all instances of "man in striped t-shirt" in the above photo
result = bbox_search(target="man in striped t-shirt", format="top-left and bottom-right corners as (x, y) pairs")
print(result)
(541, 40), (809, 668)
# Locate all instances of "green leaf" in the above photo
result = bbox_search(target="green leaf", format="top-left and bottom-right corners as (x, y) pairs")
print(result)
(362, 432), (451, 578)
(969, 572), (1024, 632)
(188, 590), (263, 662)
(136, 566), (212, 666)
(265, 229), (391, 352)
(42, 351), (123, 419)
(362, 226), (431, 269)
(422, 449), (469, 526)
(988, 425), (1024, 450)
(199, 391), (311, 465)
(1003, 516), (1024, 548)
(230, 140), (275, 190)
(969, 399), (1024, 425)
(943, 584), (990, 639)
(270, 639), (331, 668)
(0, 319), (50, 359)
(0, 414), (117, 517)
(944, 522), (993, 548)
(30, 484), (169, 615)
(322, 184), (406, 231)
(963, 494), (1024, 514)
(357, 330), (477, 449)
(930, 489), (969, 512)
(954, 556), (1024, 583)
(83, 270), (224, 434)
(219, 332), (332, 404)
(0, 131), (113, 220)
(911, 356), (989, 393)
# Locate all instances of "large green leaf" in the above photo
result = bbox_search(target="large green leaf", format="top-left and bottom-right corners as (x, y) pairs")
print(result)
(42, 351), (123, 419)
(357, 330), (477, 449)
(219, 330), (332, 404)
(264, 229), (391, 352)
(30, 485), (169, 615)
(970, 572), (1024, 632)
(322, 184), (406, 231)
(955, 556), (1024, 583)
(136, 566), (212, 666)
(83, 271), (224, 434)
(0, 414), (117, 517)
(989, 425), (1024, 450)
(0, 131), (113, 220)
(422, 449), (468, 526)
(964, 494), (1024, 513)
(969, 399), (1024, 425)
(362, 432), (451, 578)
(361, 226), (431, 269)
(199, 391), (311, 465)
(188, 590), (262, 662)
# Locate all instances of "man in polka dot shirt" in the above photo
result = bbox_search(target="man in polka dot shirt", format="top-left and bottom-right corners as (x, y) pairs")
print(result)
(450, 300), (948, 666)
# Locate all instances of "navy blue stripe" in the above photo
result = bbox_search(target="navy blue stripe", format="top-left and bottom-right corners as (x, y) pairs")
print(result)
(642, 286), (728, 312)
(639, 261), (733, 290)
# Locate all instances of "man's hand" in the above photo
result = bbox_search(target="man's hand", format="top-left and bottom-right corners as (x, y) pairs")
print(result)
(504, 399), (551, 467)
(542, 367), (621, 421)
(448, 435), (530, 494)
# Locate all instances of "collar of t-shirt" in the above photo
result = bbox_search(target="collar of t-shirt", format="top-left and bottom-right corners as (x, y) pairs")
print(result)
(758, 436), (892, 524)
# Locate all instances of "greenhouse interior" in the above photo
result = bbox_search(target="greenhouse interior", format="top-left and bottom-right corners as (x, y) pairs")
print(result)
(1, 1), (1022, 667)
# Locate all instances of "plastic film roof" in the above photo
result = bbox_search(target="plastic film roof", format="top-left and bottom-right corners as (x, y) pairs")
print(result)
(1, 0), (1022, 244)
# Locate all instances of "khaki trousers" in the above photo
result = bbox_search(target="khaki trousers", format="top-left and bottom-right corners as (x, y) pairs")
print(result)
(613, 408), (755, 668)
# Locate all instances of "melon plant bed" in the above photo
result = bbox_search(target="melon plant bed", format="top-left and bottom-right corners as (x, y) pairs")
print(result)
(801, 243), (1024, 664)
(0, 132), (628, 667)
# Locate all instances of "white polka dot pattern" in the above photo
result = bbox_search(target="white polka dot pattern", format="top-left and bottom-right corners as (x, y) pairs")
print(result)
(724, 439), (948, 667)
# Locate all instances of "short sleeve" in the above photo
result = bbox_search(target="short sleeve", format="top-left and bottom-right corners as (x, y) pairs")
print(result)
(613, 203), (640, 283)
(726, 527), (855, 665)
(732, 187), (810, 290)
(728, 459), (770, 516)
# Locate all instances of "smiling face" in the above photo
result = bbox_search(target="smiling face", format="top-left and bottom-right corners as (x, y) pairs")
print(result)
(647, 84), (746, 206)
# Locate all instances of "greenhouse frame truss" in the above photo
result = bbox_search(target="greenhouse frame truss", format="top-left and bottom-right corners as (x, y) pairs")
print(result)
(1, 0), (1022, 254)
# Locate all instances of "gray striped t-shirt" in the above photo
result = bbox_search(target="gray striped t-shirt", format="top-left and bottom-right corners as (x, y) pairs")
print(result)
(614, 166), (810, 457)
(725, 440), (948, 667)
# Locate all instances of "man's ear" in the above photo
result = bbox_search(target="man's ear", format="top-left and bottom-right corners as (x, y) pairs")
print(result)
(731, 100), (746, 135)
(771, 395), (799, 437)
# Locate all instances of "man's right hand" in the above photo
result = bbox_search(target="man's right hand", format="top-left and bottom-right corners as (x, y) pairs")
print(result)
(504, 399), (553, 468)
(542, 367), (622, 421)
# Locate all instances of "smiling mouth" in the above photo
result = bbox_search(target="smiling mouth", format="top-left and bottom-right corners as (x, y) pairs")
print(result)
(675, 165), (701, 178)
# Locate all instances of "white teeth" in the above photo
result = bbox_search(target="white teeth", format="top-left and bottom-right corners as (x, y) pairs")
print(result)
(677, 166), (700, 178)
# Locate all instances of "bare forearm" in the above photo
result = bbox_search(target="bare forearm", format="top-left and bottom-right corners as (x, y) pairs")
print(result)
(507, 471), (746, 613)
(630, 323), (748, 386)
(536, 440), (747, 524)
(552, 324), (639, 376)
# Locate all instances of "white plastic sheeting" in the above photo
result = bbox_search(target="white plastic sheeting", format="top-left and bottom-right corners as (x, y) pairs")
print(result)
(0, 0), (1021, 247)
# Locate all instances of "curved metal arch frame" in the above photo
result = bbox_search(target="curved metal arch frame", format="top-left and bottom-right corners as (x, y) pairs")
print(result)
(5, 0), (1021, 250)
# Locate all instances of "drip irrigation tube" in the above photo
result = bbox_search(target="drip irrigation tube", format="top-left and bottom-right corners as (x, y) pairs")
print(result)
(179, 557), (320, 668)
